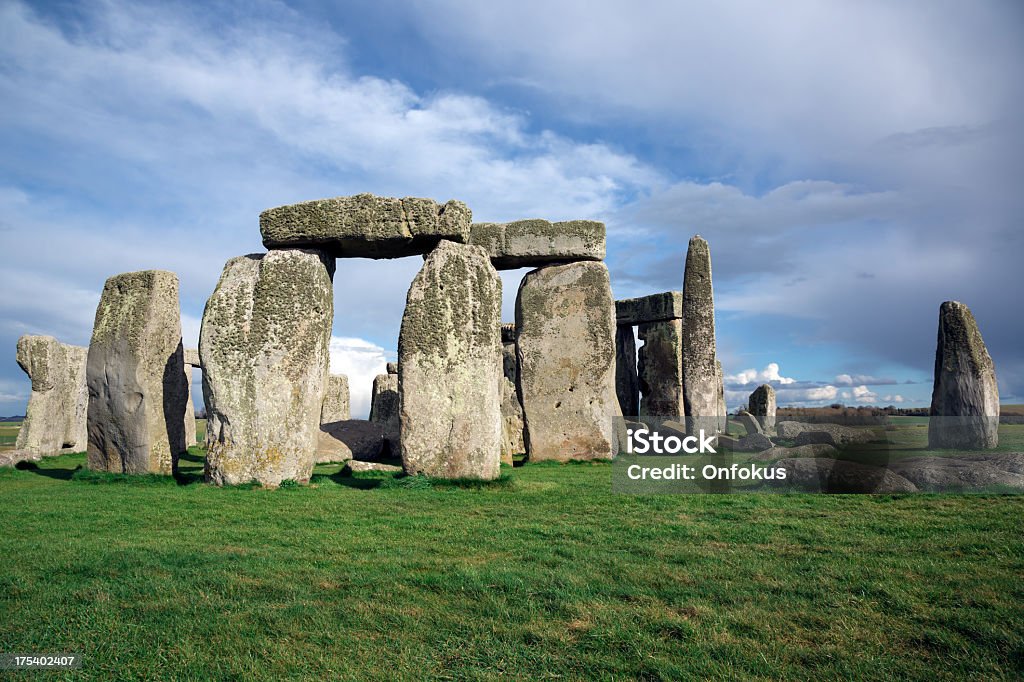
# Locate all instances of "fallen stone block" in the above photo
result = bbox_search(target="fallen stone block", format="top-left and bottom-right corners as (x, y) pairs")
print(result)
(317, 420), (386, 463)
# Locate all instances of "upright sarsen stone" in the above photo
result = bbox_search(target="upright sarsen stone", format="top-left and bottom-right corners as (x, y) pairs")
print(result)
(399, 241), (502, 479)
(201, 250), (334, 486)
(500, 323), (524, 464)
(682, 236), (719, 433)
(637, 319), (684, 418)
(15, 336), (88, 453)
(516, 261), (619, 461)
(321, 374), (350, 424)
(86, 271), (188, 475)
(748, 384), (777, 432)
(928, 301), (1000, 449)
(369, 373), (399, 455)
(615, 326), (639, 416)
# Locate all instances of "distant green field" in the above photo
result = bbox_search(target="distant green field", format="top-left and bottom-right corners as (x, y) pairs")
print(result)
(0, 423), (1021, 679)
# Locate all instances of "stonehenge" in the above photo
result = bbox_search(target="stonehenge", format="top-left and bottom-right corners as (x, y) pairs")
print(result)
(928, 301), (1000, 449)
(12, 187), (1007, 490)
(516, 261), (619, 461)
(86, 270), (189, 475)
(748, 384), (776, 432)
(200, 250), (334, 487)
(15, 335), (88, 454)
(321, 374), (351, 424)
(399, 240), (503, 479)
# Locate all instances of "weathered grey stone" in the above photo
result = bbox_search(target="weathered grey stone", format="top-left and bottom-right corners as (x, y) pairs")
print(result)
(260, 194), (471, 258)
(321, 374), (350, 424)
(769, 458), (918, 493)
(399, 241), (502, 479)
(500, 377), (525, 465)
(347, 460), (403, 474)
(386, 362), (398, 375)
(516, 261), (620, 461)
(734, 410), (763, 436)
(747, 443), (837, 462)
(317, 420), (385, 463)
(793, 424), (876, 448)
(776, 421), (809, 439)
(734, 432), (774, 452)
(928, 301), (1000, 449)
(369, 373), (400, 455)
(15, 336), (88, 454)
(681, 236), (719, 433)
(469, 219), (605, 270)
(715, 360), (727, 434)
(0, 448), (43, 468)
(637, 319), (683, 417)
(184, 348), (201, 368)
(748, 384), (777, 432)
(201, 250), (334, 487)
(892, 454), (1024, 491)
(615, 291), (682, 326)
(184, 368), (196, 446)
(615, 325), (639, 416)
(86, 270), (188, 475)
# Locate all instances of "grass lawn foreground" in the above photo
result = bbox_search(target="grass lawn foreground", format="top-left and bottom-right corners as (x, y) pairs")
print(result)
(0, 422), (1021, 680)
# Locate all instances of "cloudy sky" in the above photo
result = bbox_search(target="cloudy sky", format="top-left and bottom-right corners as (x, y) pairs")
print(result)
(1, 0), (1021, 417)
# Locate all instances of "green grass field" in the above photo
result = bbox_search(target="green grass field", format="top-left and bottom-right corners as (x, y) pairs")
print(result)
(0, 420), (1022, 680)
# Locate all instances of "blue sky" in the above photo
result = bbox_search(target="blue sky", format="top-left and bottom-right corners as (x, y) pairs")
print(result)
(1, 0), (1021, 417)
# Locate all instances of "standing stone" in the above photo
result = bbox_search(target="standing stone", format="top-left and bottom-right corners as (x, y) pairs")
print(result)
(748, 384), (777, 432)
(399, 241), (502, 479)
(682, 235), (719, 434)
(716, 360), (727, 433)
(500, 323), (524, 464)
(369, 373), (400, 456)
(184, 369), (196, 446)
(321, 374), (351, 424)
(615, 326), (639, 416)
(386, 362), (398, 375)
(516, 261), (619, 461)
(928, 301), (1000, 449)
(637, 319), (684, 417)
(182, 348), (200, 447)
(15, 336), (88, 453)
(86, 271), (188, 475)
(500, 377), (525, 465)
(201, 250), (334, 487)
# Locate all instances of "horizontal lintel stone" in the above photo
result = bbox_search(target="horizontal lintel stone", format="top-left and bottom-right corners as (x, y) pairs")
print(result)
(260, 193), (471, 258)
(615, 291), (683, 325)
(468, 219), (605, 270)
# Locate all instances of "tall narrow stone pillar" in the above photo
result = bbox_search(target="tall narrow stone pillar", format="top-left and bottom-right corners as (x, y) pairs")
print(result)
(399, 241), (503, 479)
(928, 301), (999, 449)
(201, 250), (334, 486)
(86, 270), (188, 475)
(682, 236), (720, 434)
(516, 261), (619, 461)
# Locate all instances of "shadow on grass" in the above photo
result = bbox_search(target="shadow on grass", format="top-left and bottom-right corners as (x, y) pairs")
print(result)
(312, 467), (514, 491)
(15, 460), (78, 481)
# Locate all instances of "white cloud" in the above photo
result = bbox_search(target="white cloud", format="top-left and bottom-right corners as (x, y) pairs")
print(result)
(883, 394), (905, 403)
(835, 373), (898, 386)
(852, 385), (878, 403)
(328, 336), (388, 419)
(725, 362), (795, 387)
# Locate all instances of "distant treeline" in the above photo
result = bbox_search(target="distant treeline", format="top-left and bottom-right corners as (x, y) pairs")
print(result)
(776, 404), (1023, 425)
